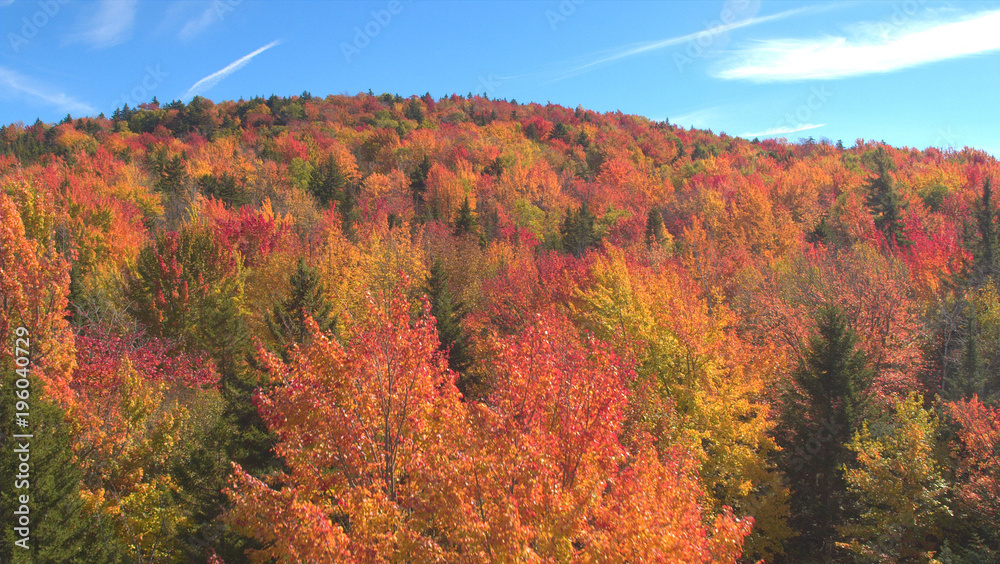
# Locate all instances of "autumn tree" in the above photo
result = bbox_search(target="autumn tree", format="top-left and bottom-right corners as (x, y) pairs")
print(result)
(946, 396), (1000, 560)
(226, 289), (467, 561)
(838, 393), (950, 562)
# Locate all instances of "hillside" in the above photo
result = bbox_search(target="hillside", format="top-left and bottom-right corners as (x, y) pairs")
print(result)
(1, 92), (998, 562)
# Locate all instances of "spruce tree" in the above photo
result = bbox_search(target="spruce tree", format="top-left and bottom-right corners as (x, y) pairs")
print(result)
(779, 304), (873, 560)
(645, 208), (664, 246)
(453, 196), (480, 240)
(267, 257), (335, 353)
(426, 259), (476, 395)
(864, 146), (910, 247)
(409, 156), (432, 213)
(561, 203), (598, 257)
(969, 176), (999, 285)
(1, 371), (120, 562)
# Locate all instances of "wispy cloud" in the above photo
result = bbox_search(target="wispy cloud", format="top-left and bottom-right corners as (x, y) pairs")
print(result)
(550, 4), (829, 81)
(715, 9), (1000, 82)
(179, 1), (230, 41)
(66, 0), (137, 49)
(741, 123), (826, 138)
(182, 40), (281, 100)
(0, 67), (94, 115)
(669, 106), (729, 129)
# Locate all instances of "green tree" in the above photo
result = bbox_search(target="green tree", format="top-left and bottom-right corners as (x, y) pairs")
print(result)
(645, 208), (665, 246)
(838, 393), (950, 562)
(864, 146), (910, 247)
(409, 155), (432, 213)
(266, 257), (335, 354)
(561, 203), (599, 257)
(308, 155), (356, 230)
(452, 196), (479, 238)
(968, 176), (999, 285)
(0, 381), (120, 563)
(425, 259), (476, 396)
(779, 304), (874, 560)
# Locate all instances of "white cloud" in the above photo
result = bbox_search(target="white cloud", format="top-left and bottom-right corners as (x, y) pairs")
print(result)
(66, 0), (137, 49)
(741, 123), (825, 137)
(670, 106), (729, 129)
(0, 0), (15, 7)
(566, 5), (822, 76)
(714, 9), (1000, 82)
(179, 1), (233, 41)
(181, 40), (281, 100)
(0, 67), (94, 115)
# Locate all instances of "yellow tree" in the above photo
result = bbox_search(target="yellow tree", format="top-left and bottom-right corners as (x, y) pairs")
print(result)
(839, 393), (950, 562)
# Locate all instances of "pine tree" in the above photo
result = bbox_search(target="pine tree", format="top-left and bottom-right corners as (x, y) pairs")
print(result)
(561, 203), (598, 257)
(267, 257), (335, 353)
(968, 176), (999, 285)
(1, 375), (121, 562)
(645, 208), (664, 246)
(452, 196), (481, 241)
(308, 155), (355, 228)
(409, 156), (432, 214)
(779, 304), (873, 560)
(425, 259), (475, 395)
(864, 146), (910, 247)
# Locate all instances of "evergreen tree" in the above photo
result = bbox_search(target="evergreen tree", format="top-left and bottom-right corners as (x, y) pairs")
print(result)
(266, 257), (335, 354)
(154, 153), (188, 194)
(425, 259), (476, 396)
(409, 155), (432, 213)
(779, 304), (873, 560)
(561, 203), (599, 257)
(968, 176), (999, 285)
(645, 208), (664, 246)
(404, 97), (425, 124)
(864, 146), (910, 247)
(1, 374), (120, 562)
(453, 196), (480, 239)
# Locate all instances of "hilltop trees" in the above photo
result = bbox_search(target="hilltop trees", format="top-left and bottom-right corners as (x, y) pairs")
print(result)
(6, 92), (1000, 560)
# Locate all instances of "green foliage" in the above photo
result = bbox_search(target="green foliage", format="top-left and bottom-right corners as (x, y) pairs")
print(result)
(308, 155), (357, 230)
(779, 304), (874, 560)
(561, 202), (599, 257)
(839, 393), (950, 562)
(968, 176), (999, 285)
(198, 172), (247, 207)
(645, 208), (665, 246)
(425, 259), (475, 396)
(0, 379), (120, 562)
(266, 257), (335, 354)
(864, 146), (911, 247)
(409, 155), (432, 212)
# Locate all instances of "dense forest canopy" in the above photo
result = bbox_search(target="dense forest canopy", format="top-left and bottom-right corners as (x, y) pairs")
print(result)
(0, 92), (998, 562)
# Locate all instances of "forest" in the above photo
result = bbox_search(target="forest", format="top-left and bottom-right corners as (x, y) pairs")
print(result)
(0, 91), (998, 563)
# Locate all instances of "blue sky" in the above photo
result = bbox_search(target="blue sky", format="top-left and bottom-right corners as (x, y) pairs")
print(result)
(2, 0), (1000, 155)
